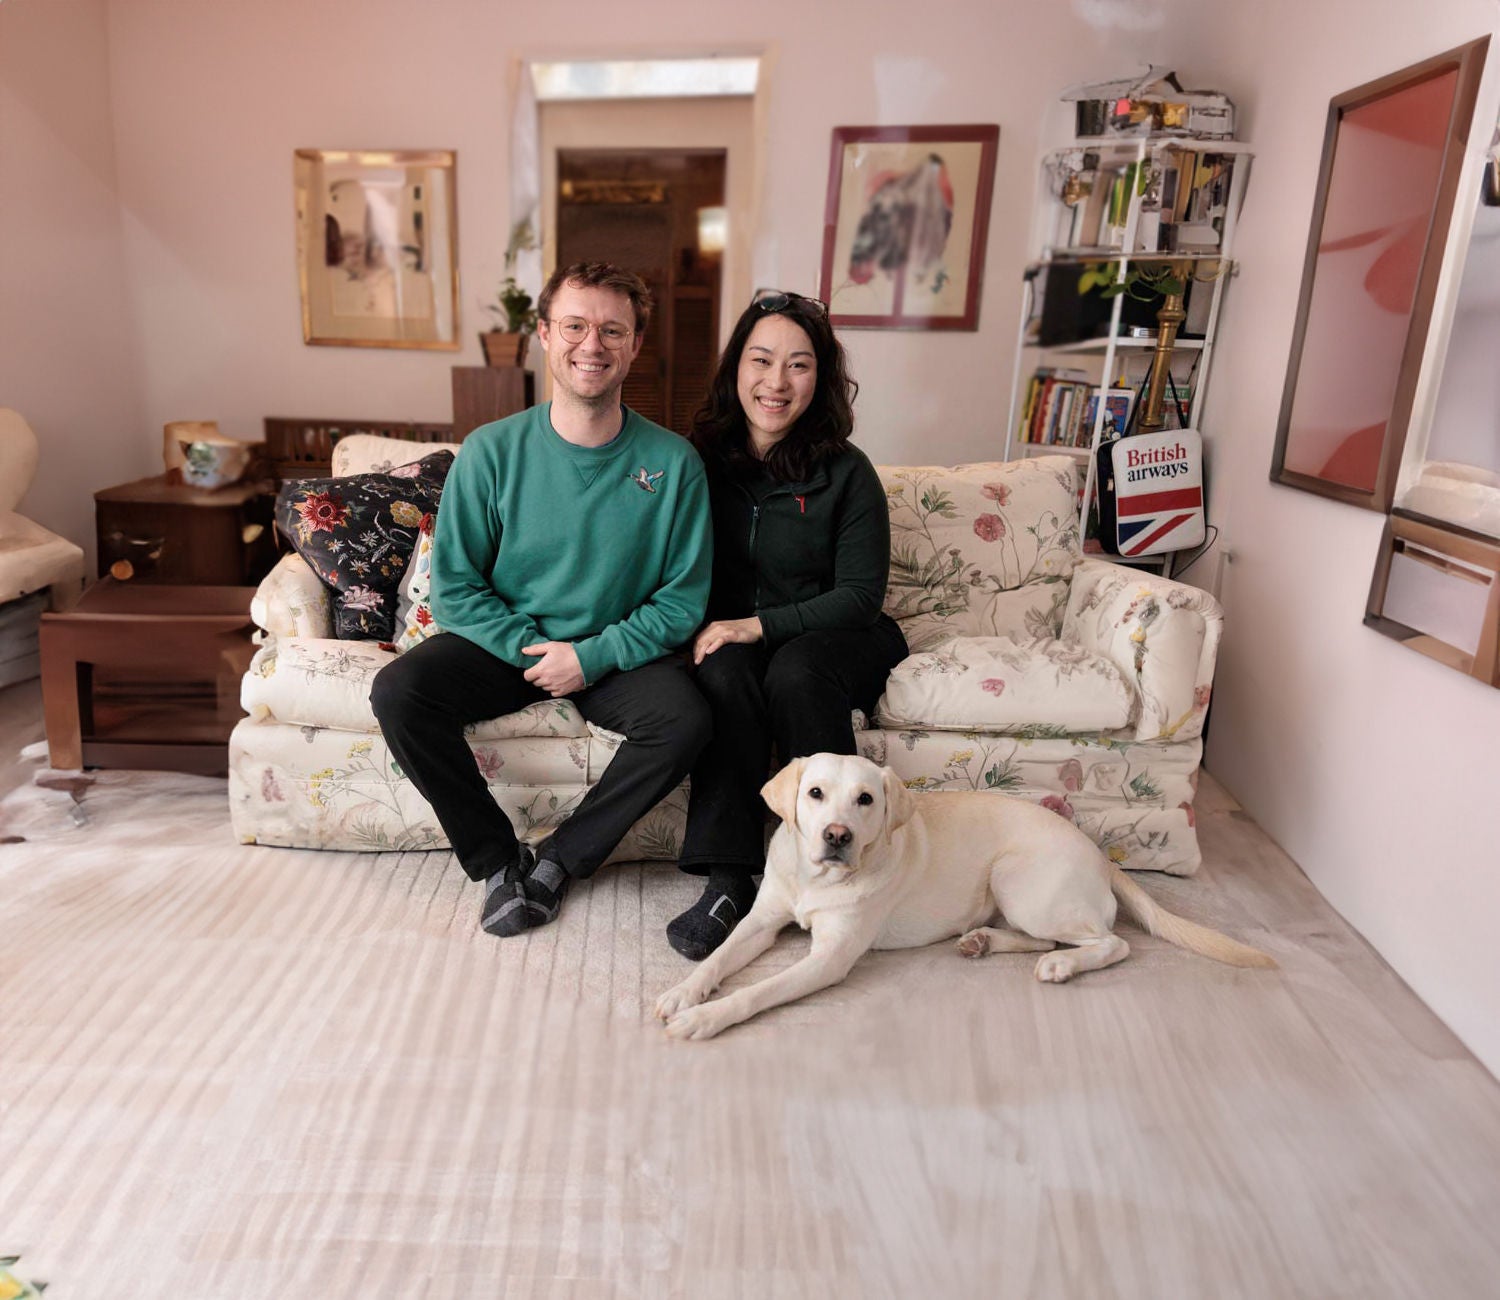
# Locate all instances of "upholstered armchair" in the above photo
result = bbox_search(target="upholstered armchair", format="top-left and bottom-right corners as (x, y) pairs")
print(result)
(0, 409), (85, 686)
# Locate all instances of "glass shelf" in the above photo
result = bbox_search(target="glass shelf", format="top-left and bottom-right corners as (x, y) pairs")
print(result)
(1016, 443), (1092, 457)
(1059, 136), (1254, 155)
(1034, 250), (1232, 265)
(1023, 336), (1206, 354)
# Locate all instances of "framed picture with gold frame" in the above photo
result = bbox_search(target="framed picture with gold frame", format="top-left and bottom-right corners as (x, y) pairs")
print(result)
(294, 148), (460, 350)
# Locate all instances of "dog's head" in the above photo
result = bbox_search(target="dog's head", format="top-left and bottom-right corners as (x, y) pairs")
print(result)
(760, 753), (916, 873)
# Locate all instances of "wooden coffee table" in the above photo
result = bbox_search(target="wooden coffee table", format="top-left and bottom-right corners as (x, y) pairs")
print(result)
(40, 581), (257, 775)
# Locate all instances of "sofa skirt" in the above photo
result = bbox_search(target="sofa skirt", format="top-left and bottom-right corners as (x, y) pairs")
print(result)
(853, 728), (1204, 876)
(228, 718), (691, 864)
(231, 716), (1203, 876)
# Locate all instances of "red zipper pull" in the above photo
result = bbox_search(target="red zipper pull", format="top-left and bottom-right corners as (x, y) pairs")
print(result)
(795, 495), (806, 514)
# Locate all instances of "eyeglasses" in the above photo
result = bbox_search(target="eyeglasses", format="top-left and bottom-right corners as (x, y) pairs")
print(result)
(751, 288), (829, 316)
(547, 317), (634, 349)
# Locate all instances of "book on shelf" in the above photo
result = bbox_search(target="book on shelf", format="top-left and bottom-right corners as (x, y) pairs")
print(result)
(1075, 162), (1112, 248)
(1019, 367), (1084, 445)
(1083, 387), (1136, 443)
(1020, 370), (1141, 449)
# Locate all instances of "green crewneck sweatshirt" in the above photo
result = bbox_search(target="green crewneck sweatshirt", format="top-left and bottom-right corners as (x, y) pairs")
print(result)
(430, 404), (711, 684)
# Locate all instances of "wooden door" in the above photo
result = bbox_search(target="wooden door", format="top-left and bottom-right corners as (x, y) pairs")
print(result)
(556, 150), (725, 431)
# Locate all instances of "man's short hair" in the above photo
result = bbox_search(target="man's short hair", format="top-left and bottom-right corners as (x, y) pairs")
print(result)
(538, 262), (654, 336)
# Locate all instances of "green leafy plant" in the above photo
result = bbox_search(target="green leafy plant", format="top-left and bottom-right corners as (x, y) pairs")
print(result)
(1076, 259), (1186, 304)
(488, 217), (539, 335)
(489, 277), (536, 335)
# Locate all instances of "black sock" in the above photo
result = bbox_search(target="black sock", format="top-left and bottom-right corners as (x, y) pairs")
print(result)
(666, 870), (756, 961)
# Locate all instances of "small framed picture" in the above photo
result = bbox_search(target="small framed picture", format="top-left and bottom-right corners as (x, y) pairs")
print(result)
(1085, 386), (1137, 439)
(819, 125), (999, 330)
(294, 148), (460, 350)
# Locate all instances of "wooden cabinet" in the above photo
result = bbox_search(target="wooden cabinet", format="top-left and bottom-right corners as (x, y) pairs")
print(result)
(94, 475), (279, 586)
(451, 366), (535, 438)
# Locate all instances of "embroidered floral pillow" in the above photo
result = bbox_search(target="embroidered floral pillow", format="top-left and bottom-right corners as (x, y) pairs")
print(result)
(394, 512), (442, 651)
(276, 451), (453, 640)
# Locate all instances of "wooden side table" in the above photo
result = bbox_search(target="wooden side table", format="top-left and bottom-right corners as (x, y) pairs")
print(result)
(451, 365), (534, 438)
(40, 582), (257, 775)
(94, 474), (279, 586)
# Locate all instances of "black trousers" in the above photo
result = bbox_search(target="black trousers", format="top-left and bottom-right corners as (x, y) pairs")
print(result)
(678, 615), (908, 877)
(371, 634), (711, 883)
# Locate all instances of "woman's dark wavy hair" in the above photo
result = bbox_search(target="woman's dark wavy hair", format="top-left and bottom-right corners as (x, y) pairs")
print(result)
(689, 295), (858, 483)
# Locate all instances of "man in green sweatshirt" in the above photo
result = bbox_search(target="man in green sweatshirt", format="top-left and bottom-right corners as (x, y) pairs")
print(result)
(371, 263), (712, 937)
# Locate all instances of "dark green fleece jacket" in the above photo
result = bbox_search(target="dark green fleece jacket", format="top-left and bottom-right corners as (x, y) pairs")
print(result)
(704, 444), (891, 649)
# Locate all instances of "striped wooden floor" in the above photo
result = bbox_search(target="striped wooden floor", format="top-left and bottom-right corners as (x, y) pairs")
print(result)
(3, 678), (1499, 1298)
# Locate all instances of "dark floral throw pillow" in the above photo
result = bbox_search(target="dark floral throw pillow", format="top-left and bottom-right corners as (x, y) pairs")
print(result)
(276, 451), (454, 640)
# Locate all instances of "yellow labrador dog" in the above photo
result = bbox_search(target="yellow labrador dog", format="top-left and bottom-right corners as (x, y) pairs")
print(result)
(656, 753), (1274, 1040)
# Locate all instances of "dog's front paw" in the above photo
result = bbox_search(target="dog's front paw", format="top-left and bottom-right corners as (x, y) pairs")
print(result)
(663, 1001), (734, 1041)
(654, 982), (709, 1021)
(957, 929), (990, 958)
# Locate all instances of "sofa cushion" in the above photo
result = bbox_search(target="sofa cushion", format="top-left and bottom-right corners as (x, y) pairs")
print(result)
(879, 456), (1081, 649)
(1062, 561), (1217, 742)
(240, 638), (589, 739)
(276, 450), (453, 641)
(875, 635), (1133, 734)
(393, 512), (441, 651)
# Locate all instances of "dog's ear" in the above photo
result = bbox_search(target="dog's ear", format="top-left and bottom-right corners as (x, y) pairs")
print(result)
(761, 757), (806, 829)
(881, 766), (916, 842)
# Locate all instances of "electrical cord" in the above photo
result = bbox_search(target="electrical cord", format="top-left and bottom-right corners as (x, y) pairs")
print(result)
(1169, 524), (1219, 578)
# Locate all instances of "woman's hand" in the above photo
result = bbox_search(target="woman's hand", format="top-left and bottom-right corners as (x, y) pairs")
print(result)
(692, 617), (763, 664)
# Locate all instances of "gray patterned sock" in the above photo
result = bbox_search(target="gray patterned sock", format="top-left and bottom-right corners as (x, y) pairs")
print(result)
(522, 855), (571, 928)
(480, 850), (531, 937)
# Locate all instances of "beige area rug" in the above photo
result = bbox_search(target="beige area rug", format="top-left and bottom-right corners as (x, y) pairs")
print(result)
(4, 742), (1500, 1297)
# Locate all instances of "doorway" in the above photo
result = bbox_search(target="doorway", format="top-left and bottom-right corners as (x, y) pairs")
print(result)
(554, 149), (726, 431)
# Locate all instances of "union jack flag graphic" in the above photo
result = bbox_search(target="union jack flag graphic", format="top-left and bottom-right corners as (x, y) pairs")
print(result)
(1111, 431), (1206, 556)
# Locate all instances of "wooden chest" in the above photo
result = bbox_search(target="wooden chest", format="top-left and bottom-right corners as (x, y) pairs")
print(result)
(94, 474), (279, 586)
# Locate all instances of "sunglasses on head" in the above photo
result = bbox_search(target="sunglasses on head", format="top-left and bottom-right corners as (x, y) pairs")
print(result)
(751, 288), (829, 316)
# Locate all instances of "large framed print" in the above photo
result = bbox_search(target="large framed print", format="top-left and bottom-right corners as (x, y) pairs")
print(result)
(819, 125), (999, 330)
(295, 148), (461, 350)
(1270, 38), (1489, 510)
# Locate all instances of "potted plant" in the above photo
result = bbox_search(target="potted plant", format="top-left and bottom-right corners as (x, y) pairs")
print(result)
(1079, 259), (1204, 431)
(481, 219), (538, 368)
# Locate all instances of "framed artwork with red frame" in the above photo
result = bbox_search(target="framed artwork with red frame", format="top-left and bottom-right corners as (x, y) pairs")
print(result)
(819, 124), (999, 330)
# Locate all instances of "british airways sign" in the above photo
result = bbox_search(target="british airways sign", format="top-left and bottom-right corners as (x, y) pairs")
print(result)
(1111, 430), (1206, 556)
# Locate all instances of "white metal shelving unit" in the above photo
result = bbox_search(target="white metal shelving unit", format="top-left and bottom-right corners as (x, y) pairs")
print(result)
(1004, 136), (1254, 550)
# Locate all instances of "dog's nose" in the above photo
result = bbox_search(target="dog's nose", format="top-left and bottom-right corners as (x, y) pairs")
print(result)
(823, 824), (852, 850)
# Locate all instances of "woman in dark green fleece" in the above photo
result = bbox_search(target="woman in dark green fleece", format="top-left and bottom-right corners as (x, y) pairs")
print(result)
(668, 290), (908, 960)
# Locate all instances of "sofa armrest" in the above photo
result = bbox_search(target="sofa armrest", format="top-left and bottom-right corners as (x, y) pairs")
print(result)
(250, 552), (333, 639)
(1061, 558), (1222, 742)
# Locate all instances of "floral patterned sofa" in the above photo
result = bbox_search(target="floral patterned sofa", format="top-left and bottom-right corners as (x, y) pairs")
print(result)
(229, 438), (1221, 875)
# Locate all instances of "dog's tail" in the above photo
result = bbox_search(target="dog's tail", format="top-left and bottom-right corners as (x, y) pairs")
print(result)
(1108, 866), (1277, 969)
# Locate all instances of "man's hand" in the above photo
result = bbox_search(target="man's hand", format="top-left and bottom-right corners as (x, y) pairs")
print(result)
(521, 641), (585, 696)
(692, 617), (764, 664)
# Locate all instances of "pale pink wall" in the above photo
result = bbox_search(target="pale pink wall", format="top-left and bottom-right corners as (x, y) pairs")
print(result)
(1170, 1), (1500, 1077)
(0, 0), (145, 562)
(92, 0), (1207, 474)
